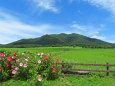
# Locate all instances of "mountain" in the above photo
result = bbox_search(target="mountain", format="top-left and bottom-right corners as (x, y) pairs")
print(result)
(0, 33), (113, 48)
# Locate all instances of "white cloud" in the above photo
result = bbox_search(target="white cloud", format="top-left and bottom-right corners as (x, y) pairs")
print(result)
(70, 23), (107, 41)
(32, 0), (58, 13)
(0, 9), (60, 44)
(91, 35), (105, 40)
(83, 0), (115, 14)
(70, 24), (87, 31)
(70, 23), (100, 36)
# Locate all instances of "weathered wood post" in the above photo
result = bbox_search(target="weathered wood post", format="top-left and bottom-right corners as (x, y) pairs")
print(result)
(106, 62), (109, 76)
(62, 61), (64, 73)
(95, 61), (97, 70)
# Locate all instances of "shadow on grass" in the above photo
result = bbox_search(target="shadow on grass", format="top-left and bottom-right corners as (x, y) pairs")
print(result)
(0, 75), (12, 83)
(36, 82), (43, 86)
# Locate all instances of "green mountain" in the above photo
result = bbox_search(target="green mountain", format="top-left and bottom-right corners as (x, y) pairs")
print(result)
(0, 33), (113, 48)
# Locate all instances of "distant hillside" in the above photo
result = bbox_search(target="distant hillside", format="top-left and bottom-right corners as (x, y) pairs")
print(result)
(0, 33), (113, 48)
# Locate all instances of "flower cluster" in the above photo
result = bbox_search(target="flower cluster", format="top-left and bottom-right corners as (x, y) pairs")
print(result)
(0, 51), (61, 82)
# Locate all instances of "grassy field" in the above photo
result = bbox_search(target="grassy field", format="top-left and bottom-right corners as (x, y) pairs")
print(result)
(0, 47), (115, 86)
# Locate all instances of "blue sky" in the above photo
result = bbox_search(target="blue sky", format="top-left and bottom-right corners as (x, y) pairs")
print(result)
(0, 0), (115, 44)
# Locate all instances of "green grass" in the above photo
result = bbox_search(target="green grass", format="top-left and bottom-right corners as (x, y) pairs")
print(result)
(0, 47), (115, 86)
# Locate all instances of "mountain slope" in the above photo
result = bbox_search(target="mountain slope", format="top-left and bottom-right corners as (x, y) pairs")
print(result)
(1, 33), (113, 48)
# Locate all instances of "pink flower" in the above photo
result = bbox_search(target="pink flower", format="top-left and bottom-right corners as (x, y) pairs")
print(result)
(38, 75), (42, 82)
(37, 53), (40, 56)
(12, 70), (16, 74)
(19, 63), (23, 66)
(46, 56), (48, 60)
(7, 57), (11, 61)
(40, 56), (43, 58)
(24, 58), (28, 62)
(57, 59), (60, 62)
(15, 67), (19, 71)
(24, 64), (27, 68)
(16, 59), (20, 62)
(2, 58), (4, 60)
(0, 53), (5, 57)
(41, 52), (44, 55)
(52, 69), (56, 73)
(38, 60), (41, 63)
(12, 56), (16, 59)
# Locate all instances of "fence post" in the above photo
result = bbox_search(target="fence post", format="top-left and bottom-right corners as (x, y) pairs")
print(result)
(106, 62), (109, 76)
(95, 61), (97, 70)
(62, 61), (64, 73)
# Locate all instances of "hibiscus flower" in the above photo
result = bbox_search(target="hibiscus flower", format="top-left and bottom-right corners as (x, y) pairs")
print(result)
(12, 70), (16, 74)
(38, 60), (41, 63)
(7, 57), (11, 61)
(0, 53), (5, 57)
(52, 69), (56, 73)
(0, 67), (1, 71)
(7, 63), (10, 67)
(57, 59), (60, 62)
(46, 56), (48, 60)
(12, 56), (16, 59)
(19, 63), (23, 66)
(38, 75), (42, 82)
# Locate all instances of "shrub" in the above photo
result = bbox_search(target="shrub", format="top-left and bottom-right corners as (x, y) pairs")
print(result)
(0, 51), (61, 82)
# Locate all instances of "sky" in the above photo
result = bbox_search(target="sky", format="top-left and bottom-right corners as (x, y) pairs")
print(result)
(0, 0), (115, 44)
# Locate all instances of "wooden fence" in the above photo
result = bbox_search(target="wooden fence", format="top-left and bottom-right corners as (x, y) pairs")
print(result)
(57, 61), (115, 76)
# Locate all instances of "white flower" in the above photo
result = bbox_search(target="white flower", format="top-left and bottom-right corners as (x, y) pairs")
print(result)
(37, 53), (40, 56)
(22, 53), (24, 55)
(38, 60), (41, 63)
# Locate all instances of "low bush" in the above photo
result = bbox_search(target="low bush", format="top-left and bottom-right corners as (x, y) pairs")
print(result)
(0, 51), (61, 82)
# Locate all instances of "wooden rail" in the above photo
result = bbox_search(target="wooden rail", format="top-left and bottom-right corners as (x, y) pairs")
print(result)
(56, 63), (115, 66)
(57, 61), (115, 76)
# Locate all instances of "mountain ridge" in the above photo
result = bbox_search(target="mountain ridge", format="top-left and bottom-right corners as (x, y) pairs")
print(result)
(0, 33), (114, 48)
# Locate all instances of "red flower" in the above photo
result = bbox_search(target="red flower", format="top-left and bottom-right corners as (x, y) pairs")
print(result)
(11, 68), (14, 71)
(7, 57), (11, 61)
(52, 69), (56, 73)
(46, 56), (48, 60)
(8, 66), (11, 69)
(51, 65), (53, 68)
(57, 59), (60, 62)
(7, 63), (10, 67)
(0, 53), (5, 57)
(0, 67), (1, 71)
(52, 59), (55, 62)
(13, 52), (16, 55)
(12, 56), (16, 59)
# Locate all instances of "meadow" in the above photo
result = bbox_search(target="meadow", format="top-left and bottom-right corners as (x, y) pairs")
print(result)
(0, 47), (115, 86)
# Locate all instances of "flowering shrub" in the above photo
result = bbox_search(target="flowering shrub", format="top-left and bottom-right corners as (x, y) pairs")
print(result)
(35, 53), (61, 81)
(0, 51), (18, 81)
(0, 51), (61, 82)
